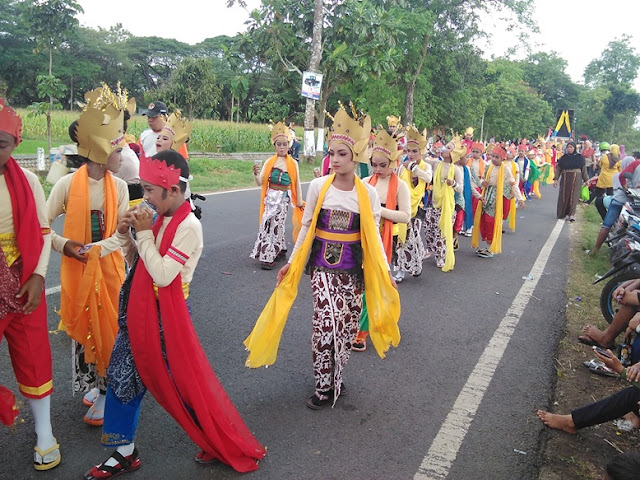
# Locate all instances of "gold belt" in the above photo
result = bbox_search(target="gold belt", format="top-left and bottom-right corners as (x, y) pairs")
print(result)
(315, 228), (361, 242)
(153, 282), (190, 299)
(0, 233), (19, 267)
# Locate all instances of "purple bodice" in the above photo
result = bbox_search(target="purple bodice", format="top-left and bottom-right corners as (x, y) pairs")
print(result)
(307, 208), (362, 273)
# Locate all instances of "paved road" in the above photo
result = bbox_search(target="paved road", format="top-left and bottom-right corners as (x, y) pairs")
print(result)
(0, 184), (569, 480)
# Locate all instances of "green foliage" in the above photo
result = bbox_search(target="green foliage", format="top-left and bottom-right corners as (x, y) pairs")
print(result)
(163, 58), (222, 120)
(584, 36), (640, 87)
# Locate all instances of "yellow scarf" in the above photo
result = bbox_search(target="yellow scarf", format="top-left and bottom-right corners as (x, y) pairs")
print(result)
(471, 164), (504, 254)
(258, 154), (304, 243)
(397, 161), (427, 243)
(432, 161), (456, 272)
(244, 174), (401, 366)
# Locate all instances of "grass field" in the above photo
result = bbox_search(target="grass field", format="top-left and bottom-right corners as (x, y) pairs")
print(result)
(15, 109), (274, 154)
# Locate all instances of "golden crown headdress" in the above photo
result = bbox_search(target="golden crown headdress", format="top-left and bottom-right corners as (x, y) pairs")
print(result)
(465, 126), (474, 136)
(75, 83), (126, 165)
(163, 111), (192, 152)
(325, 102), (371, 162)
(386, 115), (401, 128)
(450, 135), (467, 164)
(404, 124), (427, 153)
(269, 120), (292, 145)
(372, 129), (401, 165)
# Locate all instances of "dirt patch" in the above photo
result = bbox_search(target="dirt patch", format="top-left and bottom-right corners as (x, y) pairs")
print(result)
(538, 205), (639, 479)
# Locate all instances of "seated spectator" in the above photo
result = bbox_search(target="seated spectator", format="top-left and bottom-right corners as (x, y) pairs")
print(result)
(580, 279), (640, 349)
(537, 347), (640, 434)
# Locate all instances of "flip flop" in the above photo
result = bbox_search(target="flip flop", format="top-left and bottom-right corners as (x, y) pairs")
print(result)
(583, 359), (619, 378)
(578, 335), (614, 350)
(34, 440), (61, 471)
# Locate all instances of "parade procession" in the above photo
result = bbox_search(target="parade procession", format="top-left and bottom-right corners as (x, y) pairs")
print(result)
(2, 0), (640, 479)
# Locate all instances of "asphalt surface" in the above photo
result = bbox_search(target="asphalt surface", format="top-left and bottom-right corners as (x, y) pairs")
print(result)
(0, 184), (570, 480)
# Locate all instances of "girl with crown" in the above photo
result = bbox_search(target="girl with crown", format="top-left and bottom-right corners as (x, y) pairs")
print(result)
(251, 122), (304, 269)
(423, 137), (465, 272)
(47, 85), (130, 427)
(244, 104), (401, 410)
(352, 128), (410, 351)
(395, 125), (432, 281)
(0, 99), (60, 470)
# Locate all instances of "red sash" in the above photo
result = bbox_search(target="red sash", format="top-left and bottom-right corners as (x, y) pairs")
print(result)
(127, 201), (266, 472)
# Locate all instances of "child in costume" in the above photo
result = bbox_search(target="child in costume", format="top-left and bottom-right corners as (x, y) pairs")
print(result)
(453, 153), (480, 250)
(84, 150), (266, 479)
(423, 137), (466, 272)
(472, 146), (524, 258)
(251, 122), (304, 269)
(353, 128), (410, 351)
(244, 104), (401, 410)
(0, 98), (60, 470)
(396, 125), (432, 281)
(47, 85), (129, 426)
(503, 147), (520, 232)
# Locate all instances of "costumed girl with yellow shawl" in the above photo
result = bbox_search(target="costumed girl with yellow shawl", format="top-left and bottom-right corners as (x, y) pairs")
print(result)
(352, 128), (410, 352)
(244, 104), (401, 410)
(423, 137), (465, 272)
(503, 146), (520, 232)
(47, 84), (129, 426)
(251, 122), (304, 270)
(472, 145), (524, 258)
(395, 125), (432, 281)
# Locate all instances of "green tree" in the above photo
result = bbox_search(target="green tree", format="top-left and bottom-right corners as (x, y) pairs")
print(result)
(28, 74), (67, 153)
(584, 35), (640, 87)
(165, 58), (221, 120)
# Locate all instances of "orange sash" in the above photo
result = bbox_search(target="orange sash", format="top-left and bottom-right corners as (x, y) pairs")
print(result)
(369, 173), (398, 263)
(59, 165), (124, 376)
(258, 154), (304, 243)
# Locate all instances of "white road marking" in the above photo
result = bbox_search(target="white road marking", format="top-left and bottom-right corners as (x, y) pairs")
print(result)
(45, 285), (61, 296)
(414, 219), (565, 480)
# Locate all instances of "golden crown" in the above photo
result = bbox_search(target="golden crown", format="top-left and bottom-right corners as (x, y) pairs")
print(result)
(405, 124), (427, 153)
(75, 83), (126, 165)
(450, 135), (467, 164)
(386, 115), (401, 128)
(372, 129), (401, 164)
(163, 111), (192, 152)
(269, 121), (292, 144)
(465, 126), (474, 136)
(325, 102), (371, 162)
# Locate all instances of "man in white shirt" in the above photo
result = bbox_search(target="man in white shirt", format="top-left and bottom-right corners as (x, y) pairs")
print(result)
(137, 101), (168, 159)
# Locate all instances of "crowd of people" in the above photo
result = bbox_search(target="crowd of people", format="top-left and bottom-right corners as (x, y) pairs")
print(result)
(1, 88), (639, 478)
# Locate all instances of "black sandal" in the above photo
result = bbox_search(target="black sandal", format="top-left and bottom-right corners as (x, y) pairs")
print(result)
(306, 391), (331, 410)
(84, 448), (141, 480)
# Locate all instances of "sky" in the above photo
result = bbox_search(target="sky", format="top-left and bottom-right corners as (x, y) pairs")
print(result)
(78, 0), (640, 87)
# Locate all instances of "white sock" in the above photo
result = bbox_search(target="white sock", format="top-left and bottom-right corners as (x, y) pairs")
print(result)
(104, 443), (135, 467)
(92, 393), (106, 411)
(27, 396), (55, 450)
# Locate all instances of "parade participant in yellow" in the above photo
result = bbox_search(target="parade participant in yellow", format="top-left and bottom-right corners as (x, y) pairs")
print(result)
(251, 122), (304, 269)
(503, 146), (520, 232)
(353, 128), (410, 351)
(244, 103), (400, 410)
(396, 125), (432, 280)
(47, 85), (129, 426)
(424, 136), (465, 272)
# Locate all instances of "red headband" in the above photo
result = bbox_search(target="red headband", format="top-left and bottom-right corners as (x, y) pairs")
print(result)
(492, 146), (507, 160)
(140, 156), (183, 189)
(0, 98), (22, 144)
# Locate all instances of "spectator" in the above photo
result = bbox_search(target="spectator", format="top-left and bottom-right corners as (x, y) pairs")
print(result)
(289, 135), (301, 161)
(138, 101), (190, 161)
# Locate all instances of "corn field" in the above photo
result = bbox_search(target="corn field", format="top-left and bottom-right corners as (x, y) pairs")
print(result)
(17, 109), (273, 153)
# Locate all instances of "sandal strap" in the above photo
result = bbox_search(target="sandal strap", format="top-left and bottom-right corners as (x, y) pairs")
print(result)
(34, 442), (60, 458)
(100, 450), (131, 471)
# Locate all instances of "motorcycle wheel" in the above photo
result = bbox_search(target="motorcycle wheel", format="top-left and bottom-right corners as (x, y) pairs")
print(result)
(600, 271), (639, 324)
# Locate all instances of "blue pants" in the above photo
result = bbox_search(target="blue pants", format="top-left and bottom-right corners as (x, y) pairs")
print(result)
(101, 386), (145, 446)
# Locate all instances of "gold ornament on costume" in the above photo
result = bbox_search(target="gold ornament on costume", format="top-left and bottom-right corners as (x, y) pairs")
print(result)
(386, 115), (401, 128)
(268, 120), (292, 145)
(75, 83), (126, 165)
(163, 110), (192, 152)
(325, 101), (371, 162)
(404, 124), (427, 154)
(465, 126), (474, 136)
(372, 129), (402, 165)
(450, 135), (467, 163)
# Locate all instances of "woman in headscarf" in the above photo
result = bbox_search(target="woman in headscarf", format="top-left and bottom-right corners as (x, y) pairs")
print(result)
(554, 140), (588, 221)
(587, 143), (621, 204)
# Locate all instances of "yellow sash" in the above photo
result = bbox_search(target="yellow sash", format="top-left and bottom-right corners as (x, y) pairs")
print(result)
(244, 174), (401, 367)
(508, 160), (517, 231)
(397, 161), (426, 243)
(432, 161), (456, 272)
(471, 164), (504, 253)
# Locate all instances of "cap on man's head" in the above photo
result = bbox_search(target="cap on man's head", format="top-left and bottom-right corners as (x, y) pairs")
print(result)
(142, 101), (168, 117)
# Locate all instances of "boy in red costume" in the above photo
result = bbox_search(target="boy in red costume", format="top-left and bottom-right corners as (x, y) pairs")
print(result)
(84, 150), (265, 479)
(0, 98), (60, 470)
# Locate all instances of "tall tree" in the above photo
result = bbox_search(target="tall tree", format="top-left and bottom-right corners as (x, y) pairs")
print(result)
(584, 35), (640, 87)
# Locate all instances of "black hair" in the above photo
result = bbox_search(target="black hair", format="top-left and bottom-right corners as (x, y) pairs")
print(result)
(606, 452), (640, 480)
(123, 110), (131, 133)
(151, 149), (189, 193)
(632, 151), (640, 160)
(68, 120), (79, 144)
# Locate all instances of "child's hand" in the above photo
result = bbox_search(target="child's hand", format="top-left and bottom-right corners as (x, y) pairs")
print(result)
(117, 212), (135, 234)
(16, 274), (44, 314)
(132, 208), (153, 232)
(276, 264), (290, 287)
(63, 240), (87, 263)
(593, 348), (624, 374)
